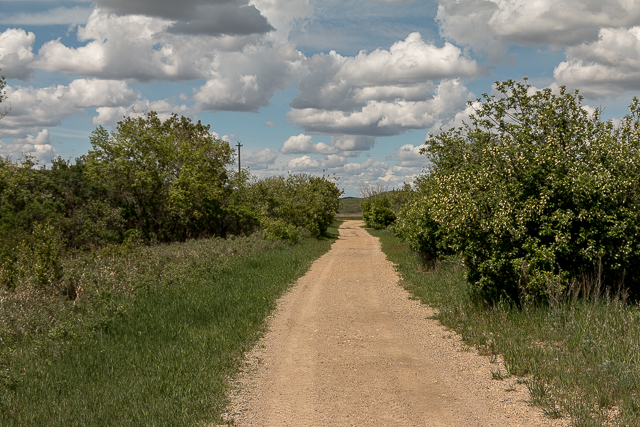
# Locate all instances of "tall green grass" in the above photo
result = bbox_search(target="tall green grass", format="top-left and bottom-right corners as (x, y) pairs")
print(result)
(1, 228), (337, 426)
(369, 227), (640, 427)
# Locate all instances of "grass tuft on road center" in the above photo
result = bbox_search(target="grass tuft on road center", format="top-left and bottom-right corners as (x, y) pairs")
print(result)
(369, 227), (640, 427)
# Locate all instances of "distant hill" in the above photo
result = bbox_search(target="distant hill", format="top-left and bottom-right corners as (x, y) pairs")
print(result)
(336, 197), (362, 217)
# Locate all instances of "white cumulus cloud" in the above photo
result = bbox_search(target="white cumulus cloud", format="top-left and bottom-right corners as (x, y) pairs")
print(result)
(281, 133), (338, 155)
(1, 129), (58, 163)
(437, 0), (640, 57)
(280, 133), (377, 156)
(289, 78), (472, 136)
(193, 43), (303, 112)
(0, 79), (138, 138)
(287, 155), (322, 170)
(245, 147), (278, 170)
(554, 27), (640, 96)
(337, 32), (478, 85)
(285, 153), (351, 172)
(0, 28), (36, 80)
(33, 9), (213, 82)
(288, 33), (476, 137)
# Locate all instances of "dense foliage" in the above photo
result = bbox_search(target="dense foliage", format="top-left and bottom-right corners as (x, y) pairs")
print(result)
(0, 112), (342, 292)
(396, 80), (640, 302)
(86, 112), (236, 241)
(361, 196), (396, 229)
(359, 185), (409, 229)
(393, 176), (452, 261)
(249, 174), (342, 242)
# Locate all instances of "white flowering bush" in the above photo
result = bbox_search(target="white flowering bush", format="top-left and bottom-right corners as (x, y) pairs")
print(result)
(399, 79), (640, 302)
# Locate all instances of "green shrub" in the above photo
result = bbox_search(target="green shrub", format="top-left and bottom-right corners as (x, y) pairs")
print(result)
(247, 174), (342, 241)
(261, 218), (301, 243)
(399, 79), (640, 302)
(361, 196), (396, 229)
(393, 176), (452, 260)
(359, 185), (411, 229)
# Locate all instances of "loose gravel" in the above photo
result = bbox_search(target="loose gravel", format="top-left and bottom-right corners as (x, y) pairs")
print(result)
(225, 220), (569, 426)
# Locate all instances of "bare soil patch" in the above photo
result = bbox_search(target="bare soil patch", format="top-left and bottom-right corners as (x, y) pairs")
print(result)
(226, 220), (568, 426)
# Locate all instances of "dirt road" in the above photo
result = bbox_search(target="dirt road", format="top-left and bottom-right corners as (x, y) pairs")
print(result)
(227, 220), (566, 426)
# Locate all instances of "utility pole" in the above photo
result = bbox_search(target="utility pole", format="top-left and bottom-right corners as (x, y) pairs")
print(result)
(236, 141), (243, 174)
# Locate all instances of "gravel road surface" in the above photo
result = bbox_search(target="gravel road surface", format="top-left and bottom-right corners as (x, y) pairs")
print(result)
(226, 220), (567, 426)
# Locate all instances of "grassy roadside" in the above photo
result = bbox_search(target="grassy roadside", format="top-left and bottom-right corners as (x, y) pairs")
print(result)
(1, 226), (337, 426)
(368, 227), (640, 427)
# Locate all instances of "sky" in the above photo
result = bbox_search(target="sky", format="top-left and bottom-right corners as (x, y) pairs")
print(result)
(1, 1), (640, 196)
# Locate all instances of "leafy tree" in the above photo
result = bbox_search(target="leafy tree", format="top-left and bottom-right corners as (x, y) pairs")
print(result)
(361, 195), (395, 229)
(359, 184), (411, 230)
(86, 112), (234, 241)
(400, 79), (640, 302)
(247, 174), (342, 242)
(46, 156), (124, 249)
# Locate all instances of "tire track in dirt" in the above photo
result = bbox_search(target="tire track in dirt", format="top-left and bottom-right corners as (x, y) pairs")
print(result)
(226, 220), (567, 426)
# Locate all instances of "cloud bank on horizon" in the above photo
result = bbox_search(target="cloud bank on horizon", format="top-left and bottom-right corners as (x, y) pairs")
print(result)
(1, 0), (640, 195)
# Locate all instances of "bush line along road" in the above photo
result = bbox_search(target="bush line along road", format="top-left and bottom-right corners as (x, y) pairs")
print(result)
(2, 78), (640, 425)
